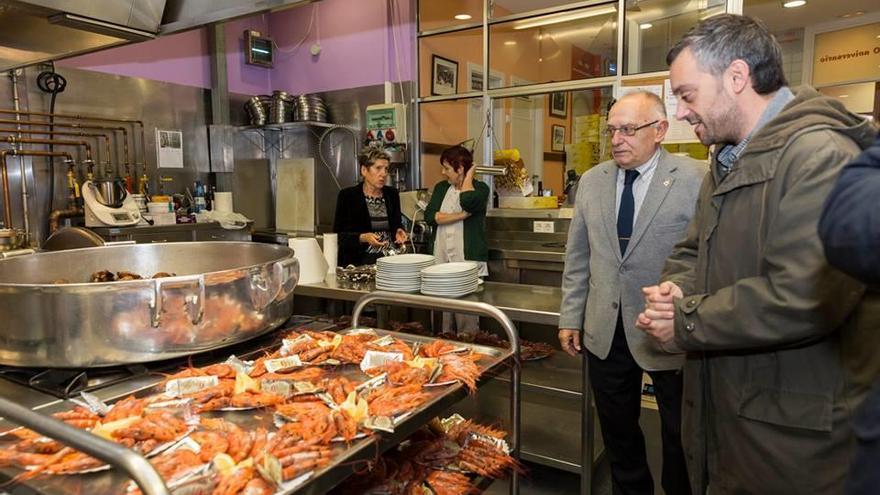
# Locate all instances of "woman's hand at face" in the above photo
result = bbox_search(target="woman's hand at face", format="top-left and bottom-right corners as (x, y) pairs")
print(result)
(461, 165), (476, 191)
(359, 232), (387, 247)
(394, 228), (408, 245)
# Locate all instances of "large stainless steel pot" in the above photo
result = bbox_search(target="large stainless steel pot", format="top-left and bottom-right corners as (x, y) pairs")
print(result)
(0, 242), (299, 367)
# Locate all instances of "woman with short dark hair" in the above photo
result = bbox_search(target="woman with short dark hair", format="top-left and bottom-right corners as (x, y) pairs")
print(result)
(333, 147), (407, 266)
(424, 145), (490, 333)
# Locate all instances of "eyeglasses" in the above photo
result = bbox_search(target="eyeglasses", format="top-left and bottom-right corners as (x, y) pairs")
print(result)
(603, 120), (659, 137)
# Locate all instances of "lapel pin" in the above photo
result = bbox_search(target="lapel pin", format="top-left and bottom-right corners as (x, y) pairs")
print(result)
(663, 179), (671, 187)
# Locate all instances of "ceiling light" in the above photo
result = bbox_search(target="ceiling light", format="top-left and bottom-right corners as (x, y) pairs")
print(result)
(639, 22), (653, 29)
(454, 14), (472, 20)
(513, 6), (617, 30)
(839, 11), (864, 18)
(839, 94), (849, 98)
(504, 40), (517, 46)
(782, 0), (806, 8)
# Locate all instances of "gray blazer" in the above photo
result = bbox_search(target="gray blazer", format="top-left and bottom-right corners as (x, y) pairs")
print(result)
(559, 149), (707, 371)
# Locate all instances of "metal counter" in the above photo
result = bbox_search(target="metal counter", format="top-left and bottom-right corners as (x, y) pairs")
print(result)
(90, 222), (252, 243)
(295, 280), (562, 327)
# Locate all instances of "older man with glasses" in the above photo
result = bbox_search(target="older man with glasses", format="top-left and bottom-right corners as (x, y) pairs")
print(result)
(559, 90), (706, 495)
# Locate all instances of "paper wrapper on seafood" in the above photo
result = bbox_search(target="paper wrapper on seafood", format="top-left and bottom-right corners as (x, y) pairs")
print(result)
(359, 350), (404, 373)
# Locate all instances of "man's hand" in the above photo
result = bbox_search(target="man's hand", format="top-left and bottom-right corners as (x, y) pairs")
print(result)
(636, 313), (676, 347)
(636, 281), (683, 349)
(558, 329), (582, 356)
(642, 281), (683, 319)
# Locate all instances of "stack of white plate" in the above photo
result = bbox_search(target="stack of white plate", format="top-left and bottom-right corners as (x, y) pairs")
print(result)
(376, 254), (436, 292)
(420, 262), (481, 297)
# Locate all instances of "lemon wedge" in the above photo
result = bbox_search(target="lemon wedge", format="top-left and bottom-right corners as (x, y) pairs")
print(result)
(91, 416), (141, 440)
(339, 390), (368, 423)
(213, 453), (236, 476)
(234, 371), (260, 395)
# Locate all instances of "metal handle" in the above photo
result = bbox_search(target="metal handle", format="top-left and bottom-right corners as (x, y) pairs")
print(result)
(352, 291), (521, 495)
(0, 248), (34, 258)
(150, 274), (206, 327)
(0, 396), (169, 495)
(272, 256), (299, 301)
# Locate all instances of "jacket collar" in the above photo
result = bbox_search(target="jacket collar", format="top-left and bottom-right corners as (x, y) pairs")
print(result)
(711, 86), (877, 197)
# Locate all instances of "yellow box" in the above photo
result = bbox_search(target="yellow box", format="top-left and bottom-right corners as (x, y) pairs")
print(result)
(498, 196), (558, 209)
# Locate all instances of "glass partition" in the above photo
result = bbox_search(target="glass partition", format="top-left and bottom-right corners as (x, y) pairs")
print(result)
(489, 3), (619, 89)
(490, 0), (580, 18)
(624, 0), (725, 74)
(419, 98), (482, 188)
(490, 86), (614, 199)
(419, 27), (483, 97)
(419, 0), (482, 32)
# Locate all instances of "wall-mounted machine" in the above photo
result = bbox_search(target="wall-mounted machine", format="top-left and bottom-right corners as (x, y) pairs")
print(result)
(366, 103), (409, 189)
(82, 179), (141, 227)
(244, 30), (273, 68)
(365, 103), (407, 151)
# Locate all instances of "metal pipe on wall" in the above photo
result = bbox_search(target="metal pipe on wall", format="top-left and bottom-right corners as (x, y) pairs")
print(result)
(9, 71), (30, 244)
(0, 136), (93, 164)
(0, 149), (75, 233)
(0, 117), (128, 175)
(0, 108), (144, 183)
(0, 129), (110, 169)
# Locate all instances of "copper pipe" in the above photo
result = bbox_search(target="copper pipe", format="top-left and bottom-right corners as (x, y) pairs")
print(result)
(0, 118), (128, 174)
(49, 161), (82, 234)
(0, 109), (143, 180)
(0, 151), (10, 229)
(0, 136), (92, 163)
(0, 150), (73, 231)
(0, 128), (111, 168)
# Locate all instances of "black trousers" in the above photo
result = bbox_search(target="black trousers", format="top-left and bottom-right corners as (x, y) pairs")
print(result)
(588, 314), (691, 495)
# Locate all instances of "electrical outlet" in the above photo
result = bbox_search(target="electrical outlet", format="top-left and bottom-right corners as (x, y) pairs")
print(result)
(533, 221), (555, 233)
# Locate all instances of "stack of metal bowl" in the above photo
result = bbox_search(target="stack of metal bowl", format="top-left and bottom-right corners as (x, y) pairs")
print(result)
(293, 94), (328, 123)
(244, 95), (271, 126)
(270, 90), (295, 124)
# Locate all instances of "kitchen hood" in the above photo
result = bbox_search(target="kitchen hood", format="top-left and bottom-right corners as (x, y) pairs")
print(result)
(0, 0), (167, 71)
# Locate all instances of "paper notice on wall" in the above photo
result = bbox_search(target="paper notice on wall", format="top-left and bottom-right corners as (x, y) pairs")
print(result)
(663, 80), (698, 143)
(156, 129), (184, 168)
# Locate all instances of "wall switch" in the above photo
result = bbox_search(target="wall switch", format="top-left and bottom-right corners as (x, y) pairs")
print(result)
(533, 221), (555, 233)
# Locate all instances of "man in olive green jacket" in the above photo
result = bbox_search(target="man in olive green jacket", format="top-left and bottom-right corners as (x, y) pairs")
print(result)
(637, 15), (880, 494)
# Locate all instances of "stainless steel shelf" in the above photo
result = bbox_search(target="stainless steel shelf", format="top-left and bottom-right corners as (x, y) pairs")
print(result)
(295, 279), (562, 327)
(491, 351), (581, 398)
(240, 121), (350, 132)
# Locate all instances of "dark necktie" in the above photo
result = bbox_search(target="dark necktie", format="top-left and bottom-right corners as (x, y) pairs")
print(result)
(617, 169), (640, 254)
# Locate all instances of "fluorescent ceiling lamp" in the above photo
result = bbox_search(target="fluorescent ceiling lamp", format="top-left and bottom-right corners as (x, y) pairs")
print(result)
(504, 40), (517, 45)
(454, 14), (472, 20)
(839, 94), (849, 98)
(513, 6), (617, 30)
(639, 22), (653, 29)
(783, 0), (806, 7)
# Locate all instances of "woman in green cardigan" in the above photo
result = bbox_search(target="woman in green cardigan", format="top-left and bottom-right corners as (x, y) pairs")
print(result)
(424, 145), (489, 334)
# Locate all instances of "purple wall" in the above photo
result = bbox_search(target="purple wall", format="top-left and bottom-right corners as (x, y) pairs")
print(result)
(268, 0), (414, 94)
(58, 28), (212, 89)
(58, 0), (414, 96)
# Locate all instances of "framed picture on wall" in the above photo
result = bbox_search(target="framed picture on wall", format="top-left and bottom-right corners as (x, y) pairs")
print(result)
(549, 91), (568, 118)
(551, 125), (566, 152)
(431, 55), (459, 96)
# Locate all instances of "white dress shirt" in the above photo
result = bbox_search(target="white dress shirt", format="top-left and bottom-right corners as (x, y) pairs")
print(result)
(614, 147), (661, 226)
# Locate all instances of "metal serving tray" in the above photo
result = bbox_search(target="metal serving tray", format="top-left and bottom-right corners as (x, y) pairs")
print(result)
(0, 323), (513, 495)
